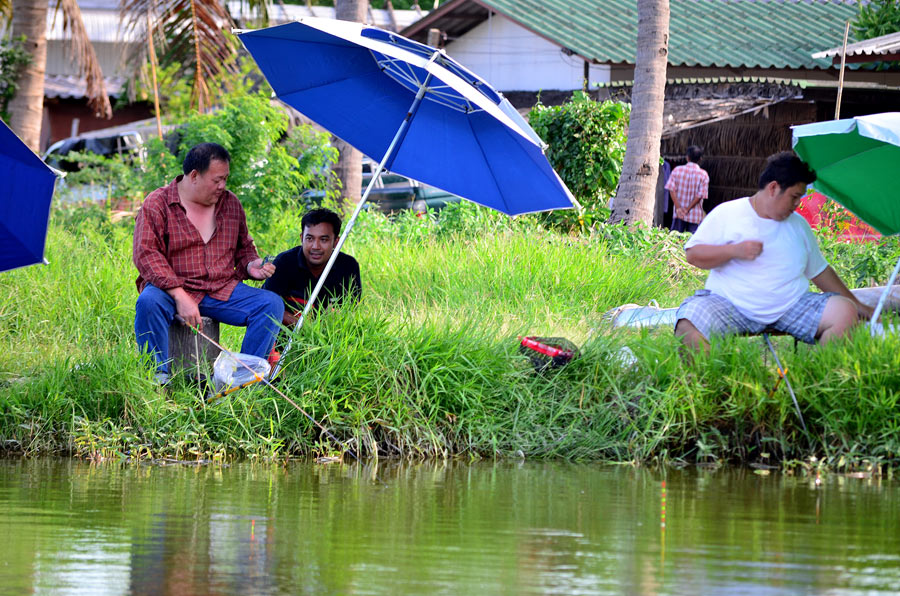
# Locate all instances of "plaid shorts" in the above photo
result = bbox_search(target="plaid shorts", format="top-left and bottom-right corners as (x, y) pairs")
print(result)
(675, 289), (838, 344)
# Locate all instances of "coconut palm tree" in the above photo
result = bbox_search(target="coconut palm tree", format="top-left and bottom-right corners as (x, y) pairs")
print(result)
(6, 0), (111, 151)
(610, 0), (669, 225)
(332, 0), (367, 209)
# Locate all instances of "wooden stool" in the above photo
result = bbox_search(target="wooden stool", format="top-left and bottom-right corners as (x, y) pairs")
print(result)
(169, 317), (221, 376)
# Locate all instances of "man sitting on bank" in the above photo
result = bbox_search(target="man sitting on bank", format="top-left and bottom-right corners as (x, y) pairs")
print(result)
(263, 208), (361, 326)
(133, 143), (284, 383)
(675, 151), (873, 350)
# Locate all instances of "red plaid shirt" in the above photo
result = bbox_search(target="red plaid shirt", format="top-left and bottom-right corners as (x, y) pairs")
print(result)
(133, 176), (259, 304)
(665, 162), (709, 224)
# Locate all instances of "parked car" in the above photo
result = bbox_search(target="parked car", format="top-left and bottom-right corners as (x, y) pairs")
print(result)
(360, 157), (460, 213)
(301, 158), (461, 214)
(42, 129), (145, 172)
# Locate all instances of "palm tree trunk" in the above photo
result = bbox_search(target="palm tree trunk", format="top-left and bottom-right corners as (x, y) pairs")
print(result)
(8, 0), (48, 152)
(610, 0), (669, 225)
(333, 0), (367, 210)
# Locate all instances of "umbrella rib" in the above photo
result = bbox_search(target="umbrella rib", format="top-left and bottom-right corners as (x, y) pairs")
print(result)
(372, 50), (479, 114)
(465, 117), (508, 213)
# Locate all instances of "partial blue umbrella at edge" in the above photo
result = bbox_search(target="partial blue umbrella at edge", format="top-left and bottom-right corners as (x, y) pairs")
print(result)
(0, 118), (59, 273)
(237, 18), (578, 378)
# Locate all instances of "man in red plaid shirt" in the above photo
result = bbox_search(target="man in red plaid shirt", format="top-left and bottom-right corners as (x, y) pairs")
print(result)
(665, 145), (709, 233)
(133, 143), (283, 383)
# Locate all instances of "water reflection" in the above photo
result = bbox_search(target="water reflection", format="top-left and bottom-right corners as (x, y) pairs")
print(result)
(1, 459), (898, 595)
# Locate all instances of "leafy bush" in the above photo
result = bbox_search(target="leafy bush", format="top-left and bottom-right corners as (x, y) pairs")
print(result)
(852, 0), (900, 69)
(0, 36), (31, 121)
(528, 92), (630, 229)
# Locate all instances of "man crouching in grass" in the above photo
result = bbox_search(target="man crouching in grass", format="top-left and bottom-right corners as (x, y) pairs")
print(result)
(262, 208), (361, 327)
(675, 151), (873, 352)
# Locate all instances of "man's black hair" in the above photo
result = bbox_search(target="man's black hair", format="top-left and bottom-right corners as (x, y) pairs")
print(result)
(182, 143), (231, 175)
(686, 145), (704, 163)
(302, 208), (342, 237)
(758, 151), (816, 190)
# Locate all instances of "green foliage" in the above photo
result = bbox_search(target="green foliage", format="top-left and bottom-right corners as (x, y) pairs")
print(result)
(819, 234), (900, 289)
(59, 90), (339, 234)
(854, 0), (900, 39)
(528, 92), (630, 231)
(0, 35), (31, 121)
(852, 0), (900, 69)
(281, 122), (341, 206)
(123, 56), (262, 123)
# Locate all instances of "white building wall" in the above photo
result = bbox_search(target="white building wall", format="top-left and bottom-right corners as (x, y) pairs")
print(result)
(444, 14), (609, 92)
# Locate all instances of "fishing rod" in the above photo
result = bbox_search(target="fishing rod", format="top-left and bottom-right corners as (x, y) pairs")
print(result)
(174, 314), (357, 460)
(762, 333), (808, 435)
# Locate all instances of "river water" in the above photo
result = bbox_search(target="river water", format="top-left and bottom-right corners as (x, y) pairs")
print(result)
(1, 459), (898, 595)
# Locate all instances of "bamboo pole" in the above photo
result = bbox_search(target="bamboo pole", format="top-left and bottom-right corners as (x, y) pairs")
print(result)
(835, 20), (850, 120)
(147, 9), (163, 139)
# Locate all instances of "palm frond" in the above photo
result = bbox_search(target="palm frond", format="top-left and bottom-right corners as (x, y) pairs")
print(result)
(0, 0), (11, 28)
(121, 0), (249, 112)
(58, 0), (113, 119)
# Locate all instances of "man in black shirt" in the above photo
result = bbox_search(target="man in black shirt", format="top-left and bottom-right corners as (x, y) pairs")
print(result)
(262, 208), (361, 326)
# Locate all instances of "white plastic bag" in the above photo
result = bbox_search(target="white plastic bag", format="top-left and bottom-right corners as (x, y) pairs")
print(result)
(606, 300), (678, 329)
(213, 351), (271, 393)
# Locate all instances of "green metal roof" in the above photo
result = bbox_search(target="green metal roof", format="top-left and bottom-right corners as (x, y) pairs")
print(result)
(471, 0), (859, 70)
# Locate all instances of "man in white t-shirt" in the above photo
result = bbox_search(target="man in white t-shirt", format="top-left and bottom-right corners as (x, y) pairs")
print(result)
(675, 152), (873, 350)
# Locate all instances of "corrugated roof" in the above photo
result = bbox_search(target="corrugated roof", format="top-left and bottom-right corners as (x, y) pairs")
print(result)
(47, 3), (428, 45)
(226, 2), (427, 31)
(46, 9), (137, 43)
(44, 74), (125, 99)
(595, 75), (807, 88)
(812, 29), (900, 62)
(406, 0), (860, 70)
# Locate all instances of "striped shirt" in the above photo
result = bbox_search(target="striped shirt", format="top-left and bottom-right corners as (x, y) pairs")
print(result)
(133, 176), (259, 303)
(665, 162), (709, 224)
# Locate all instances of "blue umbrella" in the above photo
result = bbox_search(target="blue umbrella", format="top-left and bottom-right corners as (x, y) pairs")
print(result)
(237, 18), (575, 217)
(236, 18), (577, 376)
(0, 119), (59, 273)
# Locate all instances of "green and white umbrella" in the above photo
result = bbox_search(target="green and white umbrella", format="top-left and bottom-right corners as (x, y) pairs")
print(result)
(792, 112), (900, 334)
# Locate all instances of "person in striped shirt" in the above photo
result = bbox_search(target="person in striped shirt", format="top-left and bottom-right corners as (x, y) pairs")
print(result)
(665, 145), (709, 233)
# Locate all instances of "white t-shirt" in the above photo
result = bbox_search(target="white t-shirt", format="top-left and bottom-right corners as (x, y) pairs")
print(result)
(685, 198), (828, 323)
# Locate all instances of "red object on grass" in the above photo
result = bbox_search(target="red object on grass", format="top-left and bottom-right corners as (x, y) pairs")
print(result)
(267, 349), (281, 366)
(796, 191), (879, 243)
(519, 336), (573, 359)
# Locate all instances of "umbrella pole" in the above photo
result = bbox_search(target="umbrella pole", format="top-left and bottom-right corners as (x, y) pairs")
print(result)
(271, 54), (440, 379)
(869, 254), (900, 337)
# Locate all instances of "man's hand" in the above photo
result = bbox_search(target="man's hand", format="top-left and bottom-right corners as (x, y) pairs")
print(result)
(248, 258), (276, 280)
(172, 290), (202, 330)
(686, 239), (763, 270)
(857, 302), (875, 320)
(731, 240), (763, 260)
(675, 208), (686, 220)
(282, 310), (299, 327)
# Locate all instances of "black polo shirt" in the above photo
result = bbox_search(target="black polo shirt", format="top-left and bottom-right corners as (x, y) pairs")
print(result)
(262, 246), (361, 313)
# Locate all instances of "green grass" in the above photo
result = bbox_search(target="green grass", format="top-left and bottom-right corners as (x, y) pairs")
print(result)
(2, 205), (899, 472)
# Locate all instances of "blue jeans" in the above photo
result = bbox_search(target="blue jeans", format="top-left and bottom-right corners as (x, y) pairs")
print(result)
(135, 283), (284, 373)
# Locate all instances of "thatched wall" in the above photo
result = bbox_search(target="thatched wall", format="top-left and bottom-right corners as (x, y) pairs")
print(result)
(662, 100), (816, 208)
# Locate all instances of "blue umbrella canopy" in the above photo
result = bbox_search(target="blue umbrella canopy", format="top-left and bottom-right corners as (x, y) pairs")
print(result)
(237, 18), (576, 216)
(0, 119), (58, 273)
